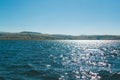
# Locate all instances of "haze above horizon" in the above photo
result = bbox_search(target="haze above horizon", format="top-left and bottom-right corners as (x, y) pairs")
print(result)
(0, 0), (120, 35)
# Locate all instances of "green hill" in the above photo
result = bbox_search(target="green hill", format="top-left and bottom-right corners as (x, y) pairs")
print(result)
(0, 31), (120, 40)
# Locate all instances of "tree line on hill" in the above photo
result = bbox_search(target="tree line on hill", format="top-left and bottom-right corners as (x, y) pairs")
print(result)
(0, 31), (120, 40)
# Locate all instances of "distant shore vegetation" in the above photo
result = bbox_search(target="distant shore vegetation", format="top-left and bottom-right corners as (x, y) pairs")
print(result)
(0, 31), (120, 40)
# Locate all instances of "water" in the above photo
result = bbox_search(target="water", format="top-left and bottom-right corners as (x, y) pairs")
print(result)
(0, 40), (120, 80)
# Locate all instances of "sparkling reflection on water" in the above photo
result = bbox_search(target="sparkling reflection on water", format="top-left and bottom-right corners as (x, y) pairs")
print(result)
(0, 40), (120, 80)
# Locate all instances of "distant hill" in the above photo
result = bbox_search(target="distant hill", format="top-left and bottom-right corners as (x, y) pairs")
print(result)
(0, 31), (120, 40)
(20, 31), (41, 34)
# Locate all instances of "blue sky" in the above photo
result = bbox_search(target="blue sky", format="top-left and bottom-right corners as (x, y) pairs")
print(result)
(0, 0), (120, 35)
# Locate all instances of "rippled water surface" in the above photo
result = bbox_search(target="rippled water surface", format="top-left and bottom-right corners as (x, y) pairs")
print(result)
(0, 40), (120, 80)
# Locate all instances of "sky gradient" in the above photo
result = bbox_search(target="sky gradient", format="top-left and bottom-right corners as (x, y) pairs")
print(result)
(0, 0), (120, 35)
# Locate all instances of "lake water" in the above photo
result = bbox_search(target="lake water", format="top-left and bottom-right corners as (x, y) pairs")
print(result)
(0, 40), (120, 80)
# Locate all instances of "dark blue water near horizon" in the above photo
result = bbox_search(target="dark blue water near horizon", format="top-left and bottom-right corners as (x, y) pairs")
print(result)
(0, 40), (120, 80)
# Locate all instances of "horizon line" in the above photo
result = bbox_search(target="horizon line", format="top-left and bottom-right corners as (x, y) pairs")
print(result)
(0, 31), (120, 36)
